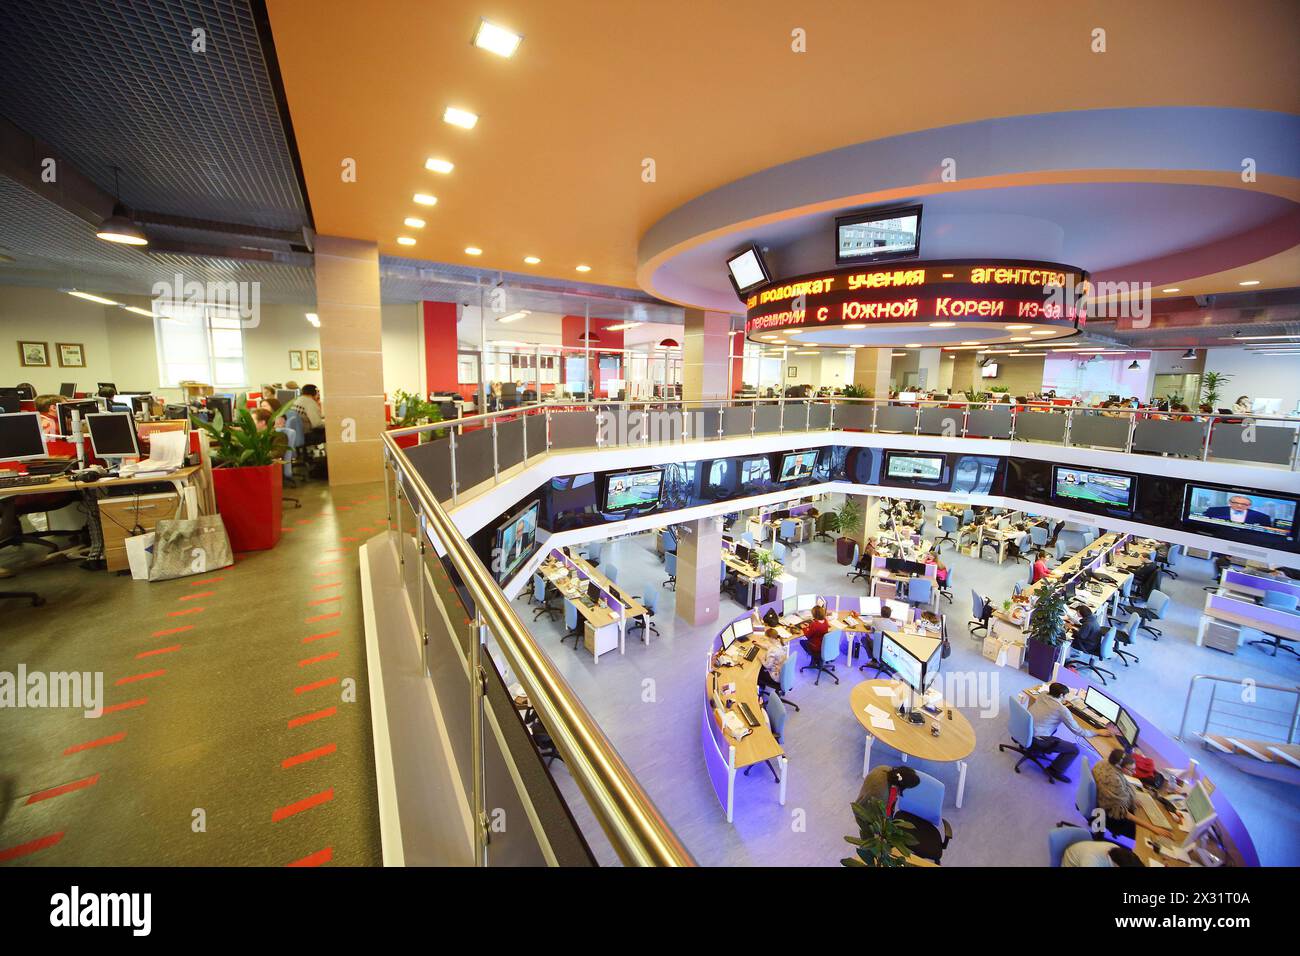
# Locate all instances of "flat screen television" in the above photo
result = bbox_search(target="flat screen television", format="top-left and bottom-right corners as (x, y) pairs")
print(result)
(879, 632), (941, 692)
(776, 450), (818, 482)
(739, 458), (768, 485)
(1182, 483), (1298, 542)
(885, 452), (945, 483)
(980, 363), (999, 378)
(835, 204), (922, 265)
(602, 468), (664, 512)
(1051, 465), (1136, 515)
(725, 245), (772, 297)
(494, 500), (540, 583)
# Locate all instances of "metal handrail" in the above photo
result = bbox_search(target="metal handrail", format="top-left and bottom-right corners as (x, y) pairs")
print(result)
(1176, 674), (1300, 744)
(382, 431), (695, 867)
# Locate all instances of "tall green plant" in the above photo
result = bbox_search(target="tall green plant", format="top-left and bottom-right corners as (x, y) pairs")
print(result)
(1200, 371), (1232, 408)
(841, 797), (917, 867)
(391, 389), (443, 429)
(1026, 584), (1069, 647)
(191, 405), (291, 468)
(836, 498), (862, 539)
(962, 388), (990, 403)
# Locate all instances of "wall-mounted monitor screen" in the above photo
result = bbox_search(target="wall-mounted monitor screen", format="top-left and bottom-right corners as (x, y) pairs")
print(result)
(725, 245), (772, 297)
(835, 204), (922, 265)
(1183, 484), (1297, 541)
(603, 469), (664, 512)
(885, 453), (945, 483)
(981, 363), (1000, 379)
(777, 450), (818, 482)
(739, 458), (768, 485)
(494, 500), (539, 583)
(1052, 465), (1135, 514)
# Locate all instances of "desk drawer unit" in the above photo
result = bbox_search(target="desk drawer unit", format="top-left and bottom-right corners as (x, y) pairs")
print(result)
(98, 491), (182, 572)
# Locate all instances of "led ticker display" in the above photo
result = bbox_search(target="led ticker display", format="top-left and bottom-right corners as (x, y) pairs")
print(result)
(743, 259), (1089, 340)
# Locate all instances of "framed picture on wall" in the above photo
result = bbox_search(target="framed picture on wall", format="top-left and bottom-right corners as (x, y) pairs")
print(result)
(787, 365), (798, 379)
(289, 350), (304, 371)
(18, 341), (49, 367)
(306, 349), (320, 371)
(56, 342), (86, 368)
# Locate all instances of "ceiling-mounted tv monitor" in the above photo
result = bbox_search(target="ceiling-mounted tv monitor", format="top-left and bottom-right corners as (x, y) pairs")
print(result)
(981, 363), (999, 379)
(885, 452), (946, 484)
(1183, 483), (1298, 543)
(494, 500), (540, 583)
(835, 204), (922, 265)
(1052, 465), (1136, 516)
(603, 468), (664, 512)
(776, 449), (818, 482)
(725, 245), (772, 297)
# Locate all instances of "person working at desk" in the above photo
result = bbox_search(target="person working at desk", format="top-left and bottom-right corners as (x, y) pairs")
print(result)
(1060, 839), (1143, 868)
(1030, 550), (1051, 584)
(855, 764), (920, 814)
(1070, 607), (1107, 656)
(291, 384), (325, 443)
(35, 394), (62, 436)
(800, 605), (829, 662)
(1093, 749), (1174, 841)
(1027, 682), (1114, 783)
(757, 628), (788, 694)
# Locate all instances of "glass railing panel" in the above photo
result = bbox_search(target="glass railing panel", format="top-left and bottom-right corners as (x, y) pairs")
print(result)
(1069, 411), (1131, 449)
(834, 403), (873, 431)
(1132, 417), (1208, 458)
(754, 403), (782, 434)
(496, 416), (526, 472)
(525, 412), (548, 459)
(1012, 408), (1068, 443)
(721, 405), (752, 436)
(917, 405), (958, 436)
(875, 404), (917, 433)
(550, 409), (600, 449)
(966, 405), (1012, 438)
(808, 401), (833, 430)
(454, 425), (496, 492)
(1210, 420), (1298, 466)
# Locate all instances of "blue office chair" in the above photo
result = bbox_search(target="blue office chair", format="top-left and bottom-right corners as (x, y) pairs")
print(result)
(1048, 826), (1095, 867)
(906, 577), (933, 607)
(998, 694), (1055, 780)
(1135, 589), (1170, 639)
(777, 652), (801, 712)
(968, 589), (992, 638)
(659, 529), (676, 562)
(771, 541), (788, 563)
(1029, 524), (1049, 549)
(1115, 612), (1141, 666)
(800, 629), (842, 686)
(630, 589), (658, 643)
(1056, 756), (1103, 833)
(1067, 625), (1117, 685)
(740, 531), (754, 547)
(1054, 538), (1069, 562)
(531, 574), (559, 622)
(1244, 623), (1300, 659)
(961, 508), (975, 525)
(281, 410), (307, 485)
(604, 564), (619, 584)
(664, 551), (677, 591)
(778, 518), (799, 548)
(935, 514), (958, 550)
(744, 693), (787, 784)
(894, 769), (953, 864)
(1155, 542), (1180, 580)
(1262, 592), (1299, 613)
(561, 600), (583, 648)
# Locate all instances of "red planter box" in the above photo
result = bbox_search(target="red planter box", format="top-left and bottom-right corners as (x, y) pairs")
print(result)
(391, 431), (419, 449)
(212, 463), (283, 552)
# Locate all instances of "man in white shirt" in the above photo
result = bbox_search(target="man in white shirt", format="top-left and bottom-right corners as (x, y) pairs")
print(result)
(1027, 682), (1114, 783)
(1061, 838), (1143, 867)
(291, 384), (325, 443)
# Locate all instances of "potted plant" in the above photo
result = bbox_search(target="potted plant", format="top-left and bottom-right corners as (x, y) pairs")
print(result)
(835, 498), (862, 565)
(1024, 585), (1070, 680)
(192, 406), (290, 553)
(840, 797), (917, 867)
(842, 383), (867, 399)
(1199, 371), (1232, 410)
(388, 389), (443, 448)
(752, 548), (780, 604)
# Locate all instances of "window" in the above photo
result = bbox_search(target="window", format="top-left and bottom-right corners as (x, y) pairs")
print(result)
(155, 305), (247, 388)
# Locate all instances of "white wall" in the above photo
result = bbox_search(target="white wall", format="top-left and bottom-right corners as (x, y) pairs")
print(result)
(0, 285), (117, 393)
(1203, 348), (1300, 416)
(381, 302), (422, 395)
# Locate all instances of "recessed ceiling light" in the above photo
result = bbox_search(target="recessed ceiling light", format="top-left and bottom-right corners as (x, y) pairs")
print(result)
(305, 312), (320, 327)
(443, 106), (478, 129)
(464, 246), (483, 256)
(575, 264), (591, 272)
(794, 350), (818, 355)
(1005, 324), (1033, 330)
(1162, 287), (1180, 293)
(1029, 330), (1056, 336)
(1010, 336), (1031, 342)
(403, 217), (426, 228)
(498, 310), (530, 324)
(960, 340), (980, 345)
(1239, 280), (1260, 286)
(929, 322), (955, 328)
(424, 158), (454, 174)
(122, 305), (154, 317)
(849, 344), (865, 349)
(67, 290), (119, 306)
(892, 351), (908, 357)
(604, 322), (642, 331)
(473, 19), (523, 58)
(941, 272), (954, 278)
(843, 324), (866, 330)
(904, 343), (922, 348)
(397, 236), (416, 246)
(413, 193), (438, 206)
(523, 256), (540, 265)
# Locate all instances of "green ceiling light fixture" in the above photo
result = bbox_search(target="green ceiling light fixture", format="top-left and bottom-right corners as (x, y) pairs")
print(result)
(96, 167), (148, 246)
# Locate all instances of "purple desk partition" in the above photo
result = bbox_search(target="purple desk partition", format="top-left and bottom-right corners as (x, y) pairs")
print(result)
(1224, 569), (1300, 601)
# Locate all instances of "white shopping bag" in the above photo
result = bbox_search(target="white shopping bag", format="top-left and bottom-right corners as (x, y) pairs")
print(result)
(125, 531), (157, 581)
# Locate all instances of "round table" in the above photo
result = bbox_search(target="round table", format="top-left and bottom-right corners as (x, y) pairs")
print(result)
(849, 678), (977, 808)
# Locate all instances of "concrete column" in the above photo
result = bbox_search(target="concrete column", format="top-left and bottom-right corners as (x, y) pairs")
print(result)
(313, 235), (385, 485)
(682, 309), (731, 402)
(915, 348), (942, 391)
(853, 348), (892, 397)
(675, 516), (723, 627)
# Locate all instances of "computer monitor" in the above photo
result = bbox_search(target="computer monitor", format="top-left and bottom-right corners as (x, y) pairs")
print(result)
(733, 617), (753, 639)
(84, 412), (140, 461)
(736, 544), (750, 563)
(0, 388), (22, 414)
(97, 382), (117, 398)
(586, 580), (600, 605)
(275, 388), (299, 408)
(720, 624), (737, 651)
(164, 404), (191, 421)
(1084, 686), (1121, 725)
(886, 599), (910, 623)
(57, 399), (102, 437)
(1181, 779), (1219, 847)
(0, 412), (47, 462)
(128, 394), (151, 416)
(782, 596), (796, 615)
(796, 593), (815, 613)
(879, 632), (941, 693)
(59, 383), (77, 398)
(208, 395), (234, 424)
(861, 596), (882, 616)
(1115, 707), (1139, 749)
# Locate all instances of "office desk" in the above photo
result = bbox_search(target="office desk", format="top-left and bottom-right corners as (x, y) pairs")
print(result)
(540, 552), (648, 662)
(1196, 591), (1300, 649)
(851, 677), (976, 808)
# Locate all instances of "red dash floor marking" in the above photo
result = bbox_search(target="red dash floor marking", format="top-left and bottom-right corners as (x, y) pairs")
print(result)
(302, 629), (339, 644)
(101, 698), (147, 715)
(286, 846), (333, 867)
(26, 774), (100, 805)
(298, 650), (339, 667)
(309, 595), (341, 605)
(191, 576), (224, 585)
(179, 590), (214, 601)
(0, 832), (64, 863)
(281, 743), (337, 768)
(304, 612), (340, 624)
(313, 582), (341, 590)
(288, 706), (336, 728)
(152, 625), (193, 638)
(63, 732), (127, 756)
(168, 607), (205, 617)
(136, 644), (181, 659)
(272, 788), (334, 822)
(114, 669), (166, 686)
(294, 677), (339, 696)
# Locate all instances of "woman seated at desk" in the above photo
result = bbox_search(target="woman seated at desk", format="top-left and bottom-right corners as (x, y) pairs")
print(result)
(757, 628), (788, 694)
(800, 605), (829, 661)
(1094, 749), (1175, 842)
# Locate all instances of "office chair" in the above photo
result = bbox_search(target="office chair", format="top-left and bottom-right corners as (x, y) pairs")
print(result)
(894, 770), (953, 864)
(1048, 825), (1095, 867)
(998, 694), (1055, 780)
(630, 589), (659, 642)
(281, 411), (308, 487)
(1243, 624), (1300, 660)
(740, 531), (754, 547)
(845, 544), (865, 583)
(1066, 625), (1117, 685)
(1134, 589), (1170, 639)
(858, 630), (890, 676)
(561, 600), (583, 648)
(664, 551), (677, 590)
(968, 589), (992, 638)
(813, 511), (835, 543)
(1155, 542), (1180, 580)
(743, 693), (787, 784)
(1006, 532), (1030, 565)
(659, 529), (676, 562)
(1114, 612), (1141, 666)
(522, 708), (563, 768)
(799, 629), (842, 686)
(1262, 591), (1299, 613)
(531, 574), (559, 622)
(776, 652), (801, 712)
(771, 541), (788, 563)
(961, 508), (975, 526)
(1053, 538), (1069, 562)
(1029, 524), (1049, 550)
(906, 577), (933, 608)
(2, 494), (83, 555)
(935, 514), (958, 551)
(777, 518), (799, 548)
(1057, 757), (1114, 837)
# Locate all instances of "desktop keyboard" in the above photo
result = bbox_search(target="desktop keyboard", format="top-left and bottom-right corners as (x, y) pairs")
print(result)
(744, 644), (760, 662)
(1134, 790), (1172, 829)
(739, 702), (760, 728)
(0, 473), (54, 490)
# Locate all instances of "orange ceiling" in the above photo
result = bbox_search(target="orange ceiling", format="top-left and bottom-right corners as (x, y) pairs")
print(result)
(267, 0), (1300, 293)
